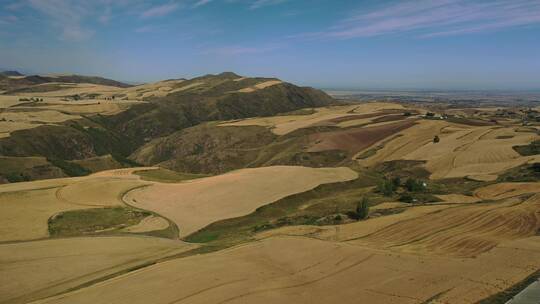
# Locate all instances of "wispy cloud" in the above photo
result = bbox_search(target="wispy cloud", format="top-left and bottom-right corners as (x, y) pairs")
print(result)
(193, 0), (213, 8)
(303, 0), (540, 40)
(135, 25), (159, 33)
(250, 0), (289, 10)
(141, 2), (180, 18)
(0, 15), (18, 24)
(27, 0), (95, 41)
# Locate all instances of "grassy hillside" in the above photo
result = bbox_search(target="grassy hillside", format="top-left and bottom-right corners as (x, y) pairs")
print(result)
(131, 122), (352, 174)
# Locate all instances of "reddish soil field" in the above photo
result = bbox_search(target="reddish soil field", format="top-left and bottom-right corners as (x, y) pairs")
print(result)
(308, 119), (417, 154)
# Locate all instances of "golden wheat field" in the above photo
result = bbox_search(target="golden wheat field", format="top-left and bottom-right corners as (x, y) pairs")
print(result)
(26, 235), (540, 304)
(124, 166), (358, 237)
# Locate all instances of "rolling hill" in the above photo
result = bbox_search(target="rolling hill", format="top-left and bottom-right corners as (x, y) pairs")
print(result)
(0, 72), (336, 182)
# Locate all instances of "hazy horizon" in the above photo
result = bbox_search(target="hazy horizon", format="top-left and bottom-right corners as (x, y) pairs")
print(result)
(1, 0), (540, 90)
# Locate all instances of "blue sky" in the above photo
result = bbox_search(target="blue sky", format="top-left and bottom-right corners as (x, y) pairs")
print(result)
(1, 0), (539, 89)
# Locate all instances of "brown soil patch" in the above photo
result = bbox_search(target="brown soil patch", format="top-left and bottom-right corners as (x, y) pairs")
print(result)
(308, 120), (417, 154)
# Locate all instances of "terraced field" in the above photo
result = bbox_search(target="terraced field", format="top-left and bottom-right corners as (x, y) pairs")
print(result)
(358, 120), (540, 180)
(220, 102), (410, 135)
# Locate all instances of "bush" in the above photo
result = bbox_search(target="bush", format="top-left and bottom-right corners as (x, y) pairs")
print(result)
(391, 176), (401, 188)
(399, 193), (414, 203)
(377, 179), (395, 196)
(355, 197), (370, 220)
(433, 135), (440, 143)
(405, 178), (424, 192)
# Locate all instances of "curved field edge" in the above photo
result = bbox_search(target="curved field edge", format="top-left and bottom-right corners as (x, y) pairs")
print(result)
(124, 166), (358, 238)
(183, 169), (380, 245)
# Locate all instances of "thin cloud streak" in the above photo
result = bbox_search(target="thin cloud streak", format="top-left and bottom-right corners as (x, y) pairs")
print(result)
(250, 0), (289, 10)
(193, 0), (213, 8)
(303, 0), (540, 40)
(140, 2), (180, 18)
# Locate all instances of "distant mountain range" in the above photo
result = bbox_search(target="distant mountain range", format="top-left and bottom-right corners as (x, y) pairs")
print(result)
(0, 70), (131, 91)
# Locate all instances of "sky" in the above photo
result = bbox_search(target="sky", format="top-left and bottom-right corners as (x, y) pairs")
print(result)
(0, 0), (539, 90)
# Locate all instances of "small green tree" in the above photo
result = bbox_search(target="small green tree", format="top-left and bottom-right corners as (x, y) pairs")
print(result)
(405, 178), (424, 192)
(433, 135), (440, 143)
(391, 176), (401, 188)
(356, 197), (369, 220)
(378, 180), (395, 196)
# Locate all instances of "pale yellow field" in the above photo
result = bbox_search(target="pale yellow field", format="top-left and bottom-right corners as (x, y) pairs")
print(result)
(29, 235), (540, 304)
(0, 95), (30, 108)
(0, 236), (195, 304)
(359, 120), (540, 180)
(120, 79), (185, 99)
(121, 215), (170, 233)
(14, 83), (122, 97)
(0, 97), (142, 138)
(257, 204), (454, 242)
(436, 193), (481, 204)
(236, 80), (282, 93)
(474, 182), (540, 200)
(0, 171), (151, 242)
(125, 166), (358, 237)
(220, 102), (408, 135)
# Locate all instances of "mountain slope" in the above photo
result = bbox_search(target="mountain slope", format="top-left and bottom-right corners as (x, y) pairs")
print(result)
(0, 72), (336, 182)
(102, 73), (335, 142)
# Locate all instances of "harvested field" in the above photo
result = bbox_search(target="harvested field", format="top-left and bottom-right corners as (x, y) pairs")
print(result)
(359, 120), (540, 180)
(0, 186), (89, 242)
(351, 194), (540, 257)
(0, 236), (195, 304)
(0, 169), (151, 242)
(124, 166), (358, 237)
(121, 215), (170, 233)
(236, 80), (282, 93)
(56, 177), (145, 207)
(30, 235), (540, 304)
(219, 105), (358, 135)
(308, 120), (417, 154)
(220, 103), (410, 135)
(474, 182), (540, 200)
(436, 193), (481, 204)
(12, 83), (122, 97)
(0, 94), (142, 138)
(120, 79), (185, 99)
